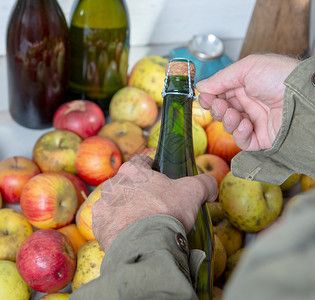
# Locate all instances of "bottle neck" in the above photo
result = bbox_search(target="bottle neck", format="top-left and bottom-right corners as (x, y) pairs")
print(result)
(152, 75), (197, 178)
(16, 0), (58, 8)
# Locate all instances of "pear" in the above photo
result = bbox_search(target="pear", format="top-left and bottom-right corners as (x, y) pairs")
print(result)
(213, 234), (227, 281)
(219, 172), (283, 232)
(72, 240), (105, 292)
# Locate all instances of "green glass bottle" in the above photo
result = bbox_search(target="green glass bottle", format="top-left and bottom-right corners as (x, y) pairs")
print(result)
(152, 58), (214, 299)
(68, 0), (129, 112)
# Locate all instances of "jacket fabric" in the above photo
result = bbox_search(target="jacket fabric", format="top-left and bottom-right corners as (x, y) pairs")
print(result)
(70, 56), (315, 300)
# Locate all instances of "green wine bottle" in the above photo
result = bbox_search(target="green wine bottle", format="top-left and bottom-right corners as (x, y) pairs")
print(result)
(152, 58), (214, 299)
(68, 0), (129, 112)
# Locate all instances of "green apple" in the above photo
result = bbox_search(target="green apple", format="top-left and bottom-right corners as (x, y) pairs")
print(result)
(0, 260), (31, 300)
(219, 172), (284, 232)
(33, 130), (82, 174)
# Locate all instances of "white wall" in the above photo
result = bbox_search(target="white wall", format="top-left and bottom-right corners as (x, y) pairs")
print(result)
(2, 0), (315, 112)
(0, 0), (256, 55)
(0, 0), (258, 112)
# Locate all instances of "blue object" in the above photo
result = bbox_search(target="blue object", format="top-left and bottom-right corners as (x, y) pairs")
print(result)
(170, 46), (233, 83)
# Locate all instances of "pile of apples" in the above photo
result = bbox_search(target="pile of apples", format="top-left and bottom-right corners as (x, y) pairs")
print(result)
(0, 55), (314, 300)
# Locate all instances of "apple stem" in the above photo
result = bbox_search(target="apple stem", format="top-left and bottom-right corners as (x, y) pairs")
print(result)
(81, 190), (88, 201)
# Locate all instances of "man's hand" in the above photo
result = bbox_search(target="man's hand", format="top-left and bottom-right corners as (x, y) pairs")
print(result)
(92, 154), (218, 251)
(197, 54), (299, 151)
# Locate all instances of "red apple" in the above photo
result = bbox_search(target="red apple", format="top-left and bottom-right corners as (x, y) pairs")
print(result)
(53, 100), (105, 139)
(16, 229), (76, 293)
(33, 130), (82, 174)
(75, 136), (122, 186)
(57, 171), (88, 209)
(0, 156), (40, 204)
(206, 120), (241, 163)
(20, 172), (78, 229)
(196, 154), (230, 188)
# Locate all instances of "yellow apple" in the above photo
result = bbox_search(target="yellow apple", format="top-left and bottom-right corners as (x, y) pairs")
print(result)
(72, 240), (105, 292)
(0, 208), (34, 261)
(76, 184), (102, 241)
(0, 260), (31, 300)
(128, 56), (168, 107)
(109, 86), (158, 128)
(98, 121), (147, 162)
(192, 100), (212, 128)
(219, 172), (284, 232)
(148, 119), (207, 157)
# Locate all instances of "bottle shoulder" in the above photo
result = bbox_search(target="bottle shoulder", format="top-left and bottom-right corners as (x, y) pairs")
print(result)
(70, 0), (128, 29)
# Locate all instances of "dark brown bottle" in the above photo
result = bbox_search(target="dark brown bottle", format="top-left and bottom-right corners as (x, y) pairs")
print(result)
(6, 0), (70, 129)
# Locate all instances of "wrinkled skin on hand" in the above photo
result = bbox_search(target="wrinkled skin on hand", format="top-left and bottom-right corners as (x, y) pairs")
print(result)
(92, 154), (218, 251)
(197, 54), (300, 151)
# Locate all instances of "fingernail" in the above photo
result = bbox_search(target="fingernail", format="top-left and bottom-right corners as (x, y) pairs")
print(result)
(224, 113), (231, 125)
(212, 102), (220, 117)
(238, 119), (245, 132)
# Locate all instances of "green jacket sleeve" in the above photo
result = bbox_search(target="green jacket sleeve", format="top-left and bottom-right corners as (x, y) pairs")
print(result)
(223, 56), (315, 299)
(231, 56), (315, 185)
(69, 215), (203, 300)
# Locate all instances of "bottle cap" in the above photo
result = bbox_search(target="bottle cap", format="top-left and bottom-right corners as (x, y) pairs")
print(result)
(166, 59), (196, 79)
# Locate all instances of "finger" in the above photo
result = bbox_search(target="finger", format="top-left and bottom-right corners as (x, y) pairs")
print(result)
(233, 118), (254, 150)
(222, 108), (242, 134)
(210, 98), (230, 121)
(196, 60), (245, 95)
(198, 93), (216, 109)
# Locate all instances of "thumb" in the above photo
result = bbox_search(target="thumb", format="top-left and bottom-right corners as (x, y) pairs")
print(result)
(177, 173), (218, 205)
(193, 173), (219, 203)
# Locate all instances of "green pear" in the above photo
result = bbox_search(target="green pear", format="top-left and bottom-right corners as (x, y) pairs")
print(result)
(219, 172), (283, 232)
